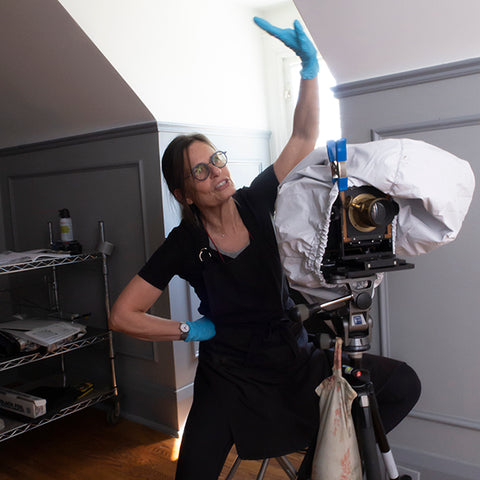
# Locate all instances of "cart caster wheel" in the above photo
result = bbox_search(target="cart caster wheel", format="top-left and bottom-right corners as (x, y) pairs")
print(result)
(107, 400), (120, 424)
(107, 408), (120, 425)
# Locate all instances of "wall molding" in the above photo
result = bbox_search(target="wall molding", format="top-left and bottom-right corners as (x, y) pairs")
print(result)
(5, 160), (154, 361)
(333, 57), (480, 99)
(379, 276), (479, 432)
(0, 121), (271, 157)
(409, 409), (480, 431)
(156, 121), (271, 139)
(0, 122), (158, 157)
(372, 114), (480, 140)
(373, 117), (480, 434)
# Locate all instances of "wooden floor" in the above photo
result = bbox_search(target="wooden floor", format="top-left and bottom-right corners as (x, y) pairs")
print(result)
(0, 408), (304, 479)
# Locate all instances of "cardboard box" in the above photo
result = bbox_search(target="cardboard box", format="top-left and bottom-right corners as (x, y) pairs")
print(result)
(0, 387), (46, 418)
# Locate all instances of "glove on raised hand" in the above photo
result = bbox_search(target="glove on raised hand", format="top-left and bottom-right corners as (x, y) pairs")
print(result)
(253, 17), (319, 79)
(185, 316), (216, 342)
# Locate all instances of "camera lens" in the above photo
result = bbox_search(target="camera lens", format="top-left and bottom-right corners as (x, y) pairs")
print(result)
(348, 193), (399, 232)
(369, 199), (399, 226)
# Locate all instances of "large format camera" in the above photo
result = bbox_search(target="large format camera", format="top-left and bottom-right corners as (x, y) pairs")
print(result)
(322, 184), (414, 283)
(291, 139), (414, 356)
(321, 138), (413, 283)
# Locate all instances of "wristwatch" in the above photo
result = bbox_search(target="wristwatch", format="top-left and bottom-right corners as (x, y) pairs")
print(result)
(179, 322), (190, 341)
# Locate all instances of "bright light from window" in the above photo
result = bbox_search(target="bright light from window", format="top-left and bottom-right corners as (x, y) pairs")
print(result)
(287, 57), (341, 147)
(317, 59), (341, 146)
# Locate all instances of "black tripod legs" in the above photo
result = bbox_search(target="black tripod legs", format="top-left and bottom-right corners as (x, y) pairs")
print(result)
(352, 380), (411, 480)
(370, 392), (404, 479)
(352, 389), (384, 479)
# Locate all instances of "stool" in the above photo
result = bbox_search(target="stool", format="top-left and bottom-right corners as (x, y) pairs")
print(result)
(225, 454), (297, 480)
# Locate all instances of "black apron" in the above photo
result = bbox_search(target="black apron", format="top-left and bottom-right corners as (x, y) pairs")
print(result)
(194, 208), (330, 460)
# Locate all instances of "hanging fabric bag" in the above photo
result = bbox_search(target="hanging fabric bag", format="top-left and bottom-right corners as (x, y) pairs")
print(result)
(312, 337), (362, 480)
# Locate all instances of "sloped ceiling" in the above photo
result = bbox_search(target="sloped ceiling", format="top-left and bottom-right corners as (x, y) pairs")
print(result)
(295, 0), (480, 84)
(1, 0), (479, 151)
(0, 0), (154, 150)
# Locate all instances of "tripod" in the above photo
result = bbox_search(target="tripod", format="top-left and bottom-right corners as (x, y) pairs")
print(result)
(342, 352), (408, 480)
(291, 276), (412, 480)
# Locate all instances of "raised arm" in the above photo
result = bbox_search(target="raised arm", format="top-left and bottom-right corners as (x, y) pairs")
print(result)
(274, 77), (319, 182)
(254, 18), (320, 183)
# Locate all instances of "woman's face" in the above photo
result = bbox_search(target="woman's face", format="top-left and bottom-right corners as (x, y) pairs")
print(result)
(183, 140), (236, 209)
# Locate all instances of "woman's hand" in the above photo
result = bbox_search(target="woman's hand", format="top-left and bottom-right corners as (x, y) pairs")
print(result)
(184, 316), (216, 342)
(254, 17), (318, 79)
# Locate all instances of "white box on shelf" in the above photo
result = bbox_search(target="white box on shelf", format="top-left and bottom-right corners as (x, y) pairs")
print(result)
(0, 387), (47, 418)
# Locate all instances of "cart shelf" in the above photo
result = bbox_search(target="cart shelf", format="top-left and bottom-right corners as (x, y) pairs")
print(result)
(0, 221), (120, 442)
(0, 253), (101, 275)
(0, 327), (111, 372)
(0, 387), (117, 443)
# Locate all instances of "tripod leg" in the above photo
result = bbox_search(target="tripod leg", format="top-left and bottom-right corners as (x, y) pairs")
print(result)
(353, 393), (383, 480)
(370, 394), (401, 480)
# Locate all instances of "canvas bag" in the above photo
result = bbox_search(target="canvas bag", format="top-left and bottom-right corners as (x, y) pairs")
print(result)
(312, 337), (362, 480)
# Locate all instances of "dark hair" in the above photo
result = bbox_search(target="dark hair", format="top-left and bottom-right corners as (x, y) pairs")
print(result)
(161, 133), (216, 224)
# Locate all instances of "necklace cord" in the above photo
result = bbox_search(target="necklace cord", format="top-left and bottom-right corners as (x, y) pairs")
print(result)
(205, 230), (225, 263)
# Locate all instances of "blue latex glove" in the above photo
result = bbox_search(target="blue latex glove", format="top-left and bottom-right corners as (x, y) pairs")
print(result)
(185, 316), (216, 342)
(253, 17), (319, 79)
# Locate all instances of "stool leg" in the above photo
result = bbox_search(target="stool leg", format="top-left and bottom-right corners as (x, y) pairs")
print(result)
(224, 456), (242, 480)
(275, 456), (297, 479)
(225, 455), (296, 480)
(256, 458), (270, 480)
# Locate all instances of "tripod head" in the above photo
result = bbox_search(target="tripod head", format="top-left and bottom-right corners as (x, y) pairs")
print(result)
(289, 274), (377, 361)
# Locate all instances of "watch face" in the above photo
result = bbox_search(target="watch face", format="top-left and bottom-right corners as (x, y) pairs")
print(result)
(180, 323), (190, 333)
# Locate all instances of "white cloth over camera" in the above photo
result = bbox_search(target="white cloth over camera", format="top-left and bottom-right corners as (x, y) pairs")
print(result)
(274, 138), (475, 299)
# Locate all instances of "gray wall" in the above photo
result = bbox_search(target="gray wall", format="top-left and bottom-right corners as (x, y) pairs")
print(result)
(335, 60), (480, 479)
(0, 124), (175, 430)
(0, 122), (270, 436)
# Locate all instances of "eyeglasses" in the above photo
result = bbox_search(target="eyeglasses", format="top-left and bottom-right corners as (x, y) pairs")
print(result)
(186, 151), (228, 181)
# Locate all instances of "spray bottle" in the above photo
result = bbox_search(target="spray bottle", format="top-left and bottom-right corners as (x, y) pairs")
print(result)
(59, 208), (74, 243)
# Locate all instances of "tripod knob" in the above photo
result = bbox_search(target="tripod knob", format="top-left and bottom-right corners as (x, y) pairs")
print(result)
(355, 292), (372, 310)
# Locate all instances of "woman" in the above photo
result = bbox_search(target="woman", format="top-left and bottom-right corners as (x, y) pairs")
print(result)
(110, 18), (421, 480)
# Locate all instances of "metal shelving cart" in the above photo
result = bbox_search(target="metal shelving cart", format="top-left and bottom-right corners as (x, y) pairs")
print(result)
(0, 221), (119, 442)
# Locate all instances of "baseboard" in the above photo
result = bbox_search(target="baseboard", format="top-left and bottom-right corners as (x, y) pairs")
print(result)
(120, 410), (180, 438)
(392, 444), (480, 480)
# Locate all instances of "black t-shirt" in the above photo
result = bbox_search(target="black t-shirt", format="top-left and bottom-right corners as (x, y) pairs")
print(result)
(138, 165), (283, 317)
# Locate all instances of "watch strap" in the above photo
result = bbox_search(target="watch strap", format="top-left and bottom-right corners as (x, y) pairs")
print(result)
(179, 322), (190, 341)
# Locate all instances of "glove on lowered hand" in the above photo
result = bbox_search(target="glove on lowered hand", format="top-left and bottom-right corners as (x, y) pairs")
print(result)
(253, 17), (319, 79)
(185, 316), (216, 342)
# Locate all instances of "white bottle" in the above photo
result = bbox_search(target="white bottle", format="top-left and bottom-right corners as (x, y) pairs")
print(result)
(59, 209), (74, 243)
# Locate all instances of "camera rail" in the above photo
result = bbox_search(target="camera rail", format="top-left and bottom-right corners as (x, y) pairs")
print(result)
(0, 387), (117, 443)
(0, 253), (101, 275)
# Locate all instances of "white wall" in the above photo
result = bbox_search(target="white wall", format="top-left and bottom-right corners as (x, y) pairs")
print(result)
(58, 0), (336, 162)
(59, 0), (269, 132)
